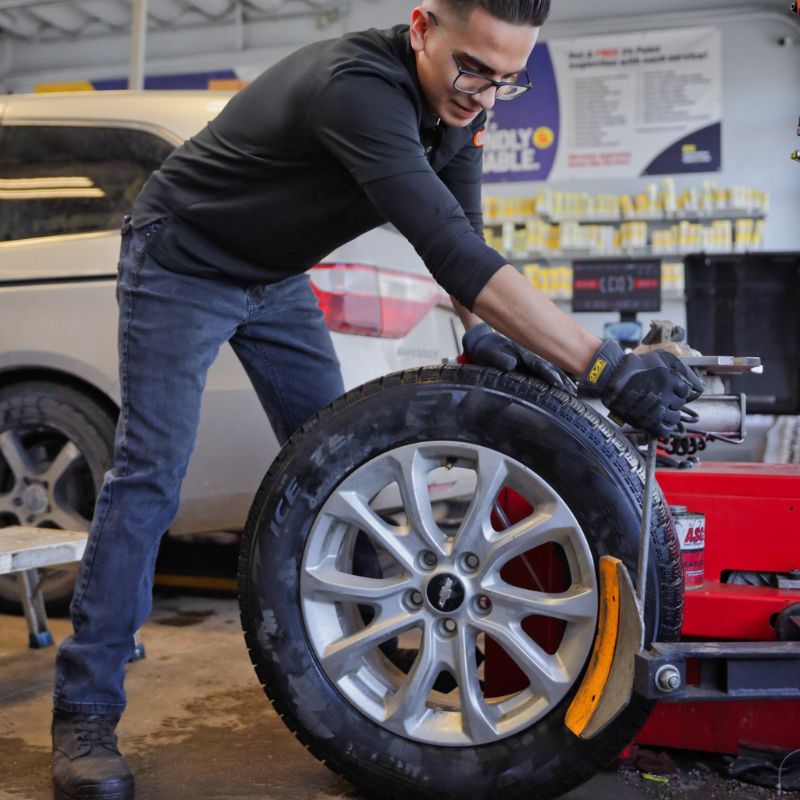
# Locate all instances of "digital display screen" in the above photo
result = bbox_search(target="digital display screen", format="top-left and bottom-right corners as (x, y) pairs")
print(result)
(572, 259), (662, 313)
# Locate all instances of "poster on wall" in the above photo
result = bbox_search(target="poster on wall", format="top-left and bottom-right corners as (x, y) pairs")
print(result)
(483, 27), (722, 183)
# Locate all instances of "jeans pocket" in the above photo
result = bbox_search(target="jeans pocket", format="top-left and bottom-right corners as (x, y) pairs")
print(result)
(119, 216), (133, 259)
(117, 254), (141, 292)
(117, 230), (147, 298)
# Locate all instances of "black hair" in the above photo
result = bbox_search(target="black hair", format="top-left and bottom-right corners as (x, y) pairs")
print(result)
(439, 0), (550, 26)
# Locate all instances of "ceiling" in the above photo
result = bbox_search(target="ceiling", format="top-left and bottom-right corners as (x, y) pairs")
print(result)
(0, 0), (796, 93)
(0, 0), (795, 44)
(550, 0), (792, 22)
(0, 0), (351, 43)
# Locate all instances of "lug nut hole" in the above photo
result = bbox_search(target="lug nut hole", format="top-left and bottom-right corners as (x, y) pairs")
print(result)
(474, 595), (492, 614)
(460, 552), (480, 572)
(420, 551), (438, 570)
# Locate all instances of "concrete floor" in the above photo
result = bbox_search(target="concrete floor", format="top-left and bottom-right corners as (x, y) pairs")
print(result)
(0, 591), (785, 800)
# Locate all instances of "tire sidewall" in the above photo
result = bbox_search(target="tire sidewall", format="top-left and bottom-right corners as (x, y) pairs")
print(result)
(0, 383), (114, 491)
(0, 382), (115, 611)
(242, 373), (677, 799)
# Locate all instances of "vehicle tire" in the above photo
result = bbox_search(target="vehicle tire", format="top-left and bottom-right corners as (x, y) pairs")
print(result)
(239, 365), (682, 800)
(0, 381), (116, 615)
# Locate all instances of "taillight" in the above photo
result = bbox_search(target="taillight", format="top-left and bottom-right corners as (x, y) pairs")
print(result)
(309, 263), (449, 339)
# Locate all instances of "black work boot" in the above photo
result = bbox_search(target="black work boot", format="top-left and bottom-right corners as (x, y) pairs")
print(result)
(52, 711), (135, 800)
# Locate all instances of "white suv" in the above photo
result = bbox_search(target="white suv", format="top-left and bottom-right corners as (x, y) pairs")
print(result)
(0, 91), (461, 611)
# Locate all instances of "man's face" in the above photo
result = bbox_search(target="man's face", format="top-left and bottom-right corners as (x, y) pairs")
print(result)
(410, 3), (540, 128)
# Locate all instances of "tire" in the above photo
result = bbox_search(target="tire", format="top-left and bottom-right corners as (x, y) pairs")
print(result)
(0, 381), (116, 615)
(239, 365), (682, 800)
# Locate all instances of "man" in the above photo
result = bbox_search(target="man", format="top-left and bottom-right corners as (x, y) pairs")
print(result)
(51, 1), (702, 798)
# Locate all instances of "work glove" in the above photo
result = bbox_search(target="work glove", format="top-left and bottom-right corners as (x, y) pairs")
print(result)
(462, 323), (575, 392)
(577, 339), (704, 438)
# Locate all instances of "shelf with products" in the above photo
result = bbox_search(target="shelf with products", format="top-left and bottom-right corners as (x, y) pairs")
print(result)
(482, 179), (768, 260)
(500, 244), (769, 262)
(486, 214), (766, 261)
(489, 221), (765, 262)
(493, 209), (766, 226)
(483, 179), (770, 223)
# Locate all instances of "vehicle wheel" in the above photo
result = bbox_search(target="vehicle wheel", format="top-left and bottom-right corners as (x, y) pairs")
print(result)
(0, 381), (115, 615)
(239, 365), (682, 800)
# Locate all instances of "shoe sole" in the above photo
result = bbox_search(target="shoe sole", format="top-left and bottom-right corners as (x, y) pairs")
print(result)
(53, 782), (134, 800)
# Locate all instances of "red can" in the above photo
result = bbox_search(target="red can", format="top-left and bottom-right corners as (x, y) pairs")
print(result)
(670, 505), (705, 590)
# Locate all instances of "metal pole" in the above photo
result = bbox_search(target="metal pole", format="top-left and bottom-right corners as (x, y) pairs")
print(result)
(636, 438), (658, 616)
(129, 0), (148, 91)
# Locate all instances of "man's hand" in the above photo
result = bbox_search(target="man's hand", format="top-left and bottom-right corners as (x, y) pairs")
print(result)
(578, 339), (704, 438)
(462, 323), (575, 391)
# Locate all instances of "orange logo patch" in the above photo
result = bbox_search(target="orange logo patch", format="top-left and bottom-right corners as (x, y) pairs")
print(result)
(533, 127), (555, 149)
(473, 128), (486, 147)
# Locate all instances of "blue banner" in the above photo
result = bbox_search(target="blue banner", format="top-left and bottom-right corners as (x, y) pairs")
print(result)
(483, 43), (559, 182)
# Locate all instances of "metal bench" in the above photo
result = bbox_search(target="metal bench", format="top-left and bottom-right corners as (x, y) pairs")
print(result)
(0, 526), (146, 658)
(0, 526), (88, 648)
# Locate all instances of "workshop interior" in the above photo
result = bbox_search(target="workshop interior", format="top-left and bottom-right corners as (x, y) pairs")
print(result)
(1, 1), (799, 799)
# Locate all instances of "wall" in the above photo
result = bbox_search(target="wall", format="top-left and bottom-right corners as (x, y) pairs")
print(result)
(488, 6), (800, 253)
(2, 2), (797, 250)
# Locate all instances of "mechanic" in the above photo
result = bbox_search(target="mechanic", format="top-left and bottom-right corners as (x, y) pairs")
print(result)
(51, 1), (703, 798)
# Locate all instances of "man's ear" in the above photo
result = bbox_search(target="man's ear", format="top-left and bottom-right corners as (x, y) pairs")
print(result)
(409, 7), (430, 53)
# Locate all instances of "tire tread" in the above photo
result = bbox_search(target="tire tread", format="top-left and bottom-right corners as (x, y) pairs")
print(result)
(238, 365), (683, 800)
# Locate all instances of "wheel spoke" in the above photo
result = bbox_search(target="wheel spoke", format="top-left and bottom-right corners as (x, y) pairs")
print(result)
(453, 449), (509, 556)
(46, 505), (90, 531)
(473, 617), (571, 704)
(321, 612), (419, 682)
(384, 624), (442, 731)
(302, 441), (599, 747)
(0, 430), (37, 483)
(42, 442), (83, 486)
(305, 562), (413, 607)
(482, 504), (577, 574)
(325, 491), (416, 573)
(389, 450), (447, 556)
(455, 625), (497, 740)
(0, 495), (18, 514)
(485, 584), (596, 625)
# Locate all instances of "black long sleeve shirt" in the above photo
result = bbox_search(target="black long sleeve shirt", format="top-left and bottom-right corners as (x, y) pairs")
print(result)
(133, 25), (507, 309)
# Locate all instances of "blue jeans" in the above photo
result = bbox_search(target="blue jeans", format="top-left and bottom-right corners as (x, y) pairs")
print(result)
(53, 218), (344, 713)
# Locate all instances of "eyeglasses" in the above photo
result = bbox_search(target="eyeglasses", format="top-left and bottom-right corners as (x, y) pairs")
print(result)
(427, 11), (532, 101)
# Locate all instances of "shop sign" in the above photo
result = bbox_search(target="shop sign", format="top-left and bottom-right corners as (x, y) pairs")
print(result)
(484, 27), (722, 182)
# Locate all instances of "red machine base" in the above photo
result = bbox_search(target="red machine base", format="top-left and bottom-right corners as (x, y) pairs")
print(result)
(635, 462), (800, 754)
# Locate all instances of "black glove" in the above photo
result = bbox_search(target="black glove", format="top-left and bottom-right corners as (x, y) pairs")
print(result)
(578, 339), (704, 438)
(462, 323), (575, 392)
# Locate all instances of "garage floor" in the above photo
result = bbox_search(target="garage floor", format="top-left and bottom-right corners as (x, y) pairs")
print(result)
(0, 587), (784, 800)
